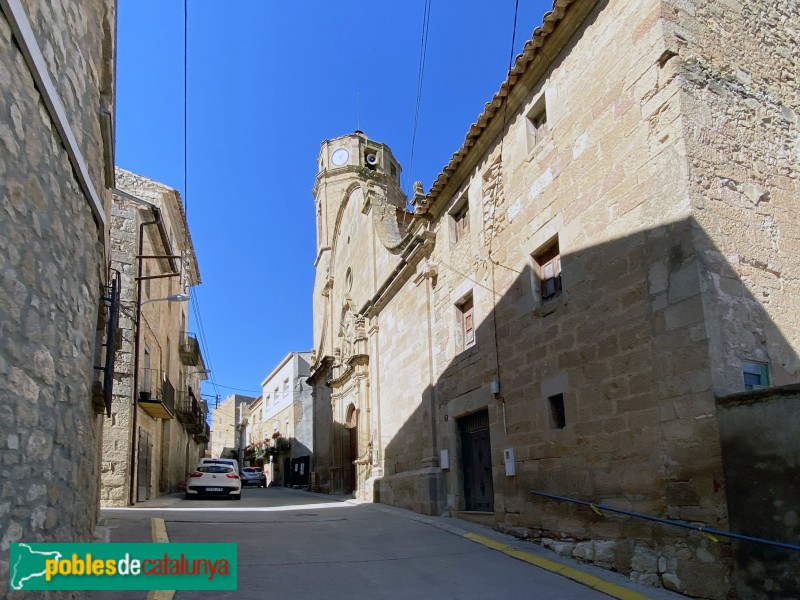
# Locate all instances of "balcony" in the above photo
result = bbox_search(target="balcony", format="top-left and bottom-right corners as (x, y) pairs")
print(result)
(193, 423), (210, 444)
(176, 390), (200, 427)
(179, 332), (201, 366)
(138, 369), (175, 419)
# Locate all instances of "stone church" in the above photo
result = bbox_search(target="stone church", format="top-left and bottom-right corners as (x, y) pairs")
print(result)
(308, 0), (798, 597)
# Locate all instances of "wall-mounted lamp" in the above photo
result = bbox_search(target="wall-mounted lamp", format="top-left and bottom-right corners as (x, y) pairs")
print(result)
(140, 293), (189, 308)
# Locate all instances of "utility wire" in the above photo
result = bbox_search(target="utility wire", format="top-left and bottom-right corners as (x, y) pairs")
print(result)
(183, 0), (188, 217)
(190, 289), (221, 402)
(486, 0), (520, 427)
(407, 0), (432, 193)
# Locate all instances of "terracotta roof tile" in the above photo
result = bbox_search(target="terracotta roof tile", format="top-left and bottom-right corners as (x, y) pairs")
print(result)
(426, 0), (576, 204)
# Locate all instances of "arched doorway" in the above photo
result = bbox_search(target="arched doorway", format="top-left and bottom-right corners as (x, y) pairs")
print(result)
(344, 404), (358, 494)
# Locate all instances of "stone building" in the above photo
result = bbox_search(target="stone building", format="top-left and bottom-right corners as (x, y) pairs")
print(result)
(258, 352), (314, 487)
(210, 394), (256, 459)
(0, 0), (116, 594)
(308, 0), (799, 597)
(100, 169), (207, 506)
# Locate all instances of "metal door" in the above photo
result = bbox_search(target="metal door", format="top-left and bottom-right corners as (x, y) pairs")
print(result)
(137, 428), (152, 501)
(460, 410), (494, 511)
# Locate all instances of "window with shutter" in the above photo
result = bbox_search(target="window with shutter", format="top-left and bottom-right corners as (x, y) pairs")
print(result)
(534, 238), (562, 303)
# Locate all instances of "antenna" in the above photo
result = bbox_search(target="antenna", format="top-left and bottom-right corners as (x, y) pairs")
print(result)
(356, 91), (360, 131)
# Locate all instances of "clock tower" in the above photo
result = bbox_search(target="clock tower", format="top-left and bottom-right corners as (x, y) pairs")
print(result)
(312, 130), (404, 260)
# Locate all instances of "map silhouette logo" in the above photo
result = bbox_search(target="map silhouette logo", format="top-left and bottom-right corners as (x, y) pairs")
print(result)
(10, 543), (62, 590)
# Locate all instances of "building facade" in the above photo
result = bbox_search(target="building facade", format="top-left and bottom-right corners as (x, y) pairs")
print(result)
(259, 352), (313, 486)
(0, 0), (116, 594)
(309, 1), (799, 598)
(210, 394), (256, 460)
(100, 169), (207, 506)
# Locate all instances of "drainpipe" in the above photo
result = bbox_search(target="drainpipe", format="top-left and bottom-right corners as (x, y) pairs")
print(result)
(128, 210), (161, 505)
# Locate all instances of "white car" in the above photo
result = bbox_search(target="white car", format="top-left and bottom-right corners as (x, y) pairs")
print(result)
(197, 457), (239, 474)
(185, 463), (241, 500)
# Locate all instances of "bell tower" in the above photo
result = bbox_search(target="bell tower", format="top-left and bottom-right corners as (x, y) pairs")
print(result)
(312, 130), (404, 259)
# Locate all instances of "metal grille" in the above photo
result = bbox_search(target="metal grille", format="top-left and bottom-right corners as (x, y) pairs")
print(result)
(458, 409), (489, 433)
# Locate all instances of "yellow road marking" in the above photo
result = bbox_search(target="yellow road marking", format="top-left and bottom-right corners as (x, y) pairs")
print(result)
(464, 533), (654, 600)
(151, 517), (170, 544)
(146, 518), (174, 600)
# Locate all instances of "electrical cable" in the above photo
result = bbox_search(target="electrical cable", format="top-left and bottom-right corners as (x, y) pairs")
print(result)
(487, 0), (520, 432)
(407, 0), (432, 193)
(183, 0), (188, 217)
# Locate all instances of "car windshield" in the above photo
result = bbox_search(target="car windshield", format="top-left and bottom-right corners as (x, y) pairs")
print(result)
(196, 466), (232, 474)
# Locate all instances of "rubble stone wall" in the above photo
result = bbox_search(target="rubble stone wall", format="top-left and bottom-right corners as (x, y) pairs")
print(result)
(0, 0), (115, 596)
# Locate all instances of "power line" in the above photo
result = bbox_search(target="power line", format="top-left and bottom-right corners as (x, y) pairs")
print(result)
(183, 0), (188, 217)
(190, 289), (221, 402)
(407, 0), (432, 193)
(206, 383), (261, 394)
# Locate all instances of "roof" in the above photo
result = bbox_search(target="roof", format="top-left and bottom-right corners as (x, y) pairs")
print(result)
(426, 0), (577, 204)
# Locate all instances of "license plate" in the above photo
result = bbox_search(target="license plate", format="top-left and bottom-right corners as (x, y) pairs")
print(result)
(206, 487), (223, 492)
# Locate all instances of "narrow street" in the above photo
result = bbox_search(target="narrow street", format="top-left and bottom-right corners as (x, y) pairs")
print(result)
(92, 488), (688, 600)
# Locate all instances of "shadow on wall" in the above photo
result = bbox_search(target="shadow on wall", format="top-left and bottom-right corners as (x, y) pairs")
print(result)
(379, 216), (798, 599)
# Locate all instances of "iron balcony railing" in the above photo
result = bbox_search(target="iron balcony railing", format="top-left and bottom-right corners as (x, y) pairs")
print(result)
(138, 368), (176, 418)
(194, 423), (210, 443)
(179, 331), (200, 366)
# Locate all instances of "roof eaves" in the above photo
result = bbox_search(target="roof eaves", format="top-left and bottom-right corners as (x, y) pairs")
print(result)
(426, 0), (575, 204)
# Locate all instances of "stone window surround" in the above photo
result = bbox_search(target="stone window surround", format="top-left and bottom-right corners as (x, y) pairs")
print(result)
(450, 277), (478, 358)
(448, 190), (471, 245)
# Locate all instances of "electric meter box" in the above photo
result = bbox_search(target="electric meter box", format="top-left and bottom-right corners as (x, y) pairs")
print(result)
(503, 448), (515, 476)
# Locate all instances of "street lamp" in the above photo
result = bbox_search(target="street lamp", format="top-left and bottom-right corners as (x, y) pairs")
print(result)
(140, 293), (190, 308)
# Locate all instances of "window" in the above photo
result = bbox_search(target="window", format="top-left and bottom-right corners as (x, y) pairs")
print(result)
(548, 393), (566, 429)
(534, 238), (562, 303)
(527, 97), (548, 151)
(274, 387), (279, 404)
(451, 196), (469, 243)
(742, 360), (770, 391)
(283, 379), (289, 399)
(457, 294), (475, 351)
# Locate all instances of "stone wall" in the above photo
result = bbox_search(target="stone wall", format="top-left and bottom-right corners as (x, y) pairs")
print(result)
(100, 199), (137, 506)
(716, 385), (800, 598)
(0, 0), (115, 595)
(672, 0), (800, 394)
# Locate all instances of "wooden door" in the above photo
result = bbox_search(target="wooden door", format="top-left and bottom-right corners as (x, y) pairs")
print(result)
(137, 428), (152, 501)
(460, 410), (494, 511)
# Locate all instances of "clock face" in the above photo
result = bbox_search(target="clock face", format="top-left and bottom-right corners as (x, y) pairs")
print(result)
(331, 148), (349, 166)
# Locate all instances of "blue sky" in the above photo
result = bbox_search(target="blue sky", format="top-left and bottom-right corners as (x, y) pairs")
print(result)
(115, 0), (553, 404)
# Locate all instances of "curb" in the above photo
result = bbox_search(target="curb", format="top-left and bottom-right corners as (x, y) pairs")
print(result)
(462, 532), (653, 600)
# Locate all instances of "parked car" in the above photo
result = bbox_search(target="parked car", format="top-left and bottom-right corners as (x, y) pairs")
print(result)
(241, 466), (267, 487)
(198, 457), (239, 474)
(185, 464), (241, 500)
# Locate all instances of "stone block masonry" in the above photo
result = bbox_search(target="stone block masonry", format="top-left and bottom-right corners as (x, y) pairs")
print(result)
(0, 1), (116, 596)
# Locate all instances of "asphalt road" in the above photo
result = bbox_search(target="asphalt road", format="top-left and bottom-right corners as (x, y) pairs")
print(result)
(92, 487), (687, 600)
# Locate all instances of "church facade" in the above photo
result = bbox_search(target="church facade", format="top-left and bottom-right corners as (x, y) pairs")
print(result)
(308, 0), (799, 597)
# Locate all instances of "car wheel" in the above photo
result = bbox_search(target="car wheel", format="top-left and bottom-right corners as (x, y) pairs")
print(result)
(185, 493), (191, 500)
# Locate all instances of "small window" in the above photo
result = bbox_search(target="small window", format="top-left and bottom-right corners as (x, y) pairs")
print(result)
(742, 360), (770, 391)
(452, 196), (470, 243)
(548, 393), (566, 429)
(527, 99), (548, 151)
(457, 294), (475, 351)
(534, 238), (562, 303)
